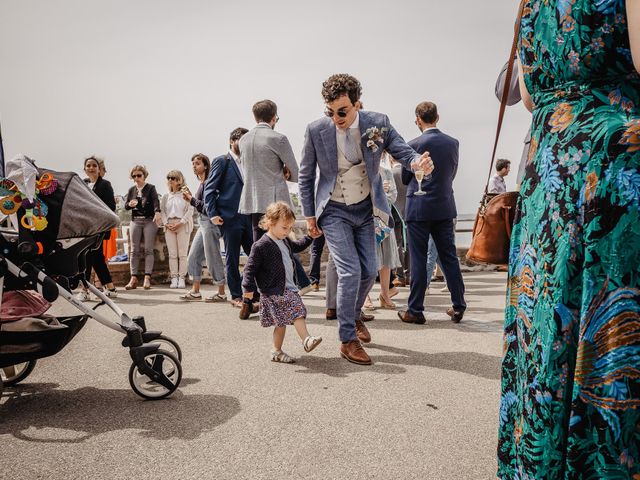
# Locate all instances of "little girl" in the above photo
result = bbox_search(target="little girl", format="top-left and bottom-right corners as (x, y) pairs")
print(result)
(241, 201), (322, 363)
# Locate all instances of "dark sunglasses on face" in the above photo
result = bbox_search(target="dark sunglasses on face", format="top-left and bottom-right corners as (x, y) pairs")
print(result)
(167, 176), (177, 181)
(325, 108), (349, 118)
(132, 173), (143, 178)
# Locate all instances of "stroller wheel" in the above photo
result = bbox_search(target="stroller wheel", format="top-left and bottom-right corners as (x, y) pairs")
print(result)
(153, 335), (182, 362)
(129, 349), (182, 400)
(1, 360), (37, 387)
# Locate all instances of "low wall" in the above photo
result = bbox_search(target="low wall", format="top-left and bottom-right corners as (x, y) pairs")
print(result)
(106, 222), (488, 287)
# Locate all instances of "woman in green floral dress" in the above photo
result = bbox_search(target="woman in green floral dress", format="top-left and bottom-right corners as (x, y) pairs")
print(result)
(498, 0), (640, 478)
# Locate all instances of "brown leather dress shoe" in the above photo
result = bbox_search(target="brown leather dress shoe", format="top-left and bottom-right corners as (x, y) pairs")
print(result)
(340, 340), (372, 365)
(124, 276), (138, 290)
(355, 318), (371, 343)
(447, 307), (464, 323)
(239, 300), (255, 320)
(359, 310), (375, 322)
(326, 308), (337, 320)
(397, 310), (426, 325)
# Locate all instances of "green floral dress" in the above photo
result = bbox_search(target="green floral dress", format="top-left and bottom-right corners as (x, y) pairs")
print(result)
(498, 1), (640, 478)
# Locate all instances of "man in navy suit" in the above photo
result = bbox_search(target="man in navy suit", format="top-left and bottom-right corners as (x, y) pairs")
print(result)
(398, 102), (466, 325)
(204, 127), (253, 307)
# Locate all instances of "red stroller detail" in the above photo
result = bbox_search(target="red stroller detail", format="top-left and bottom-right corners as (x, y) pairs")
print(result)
(0, 156), (182, 399)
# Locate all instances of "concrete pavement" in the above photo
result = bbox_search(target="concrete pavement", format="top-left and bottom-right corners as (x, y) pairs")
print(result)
(0, 271), (507, 480)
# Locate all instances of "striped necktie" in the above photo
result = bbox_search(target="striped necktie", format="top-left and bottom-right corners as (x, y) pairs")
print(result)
(344, 128), (362, 165)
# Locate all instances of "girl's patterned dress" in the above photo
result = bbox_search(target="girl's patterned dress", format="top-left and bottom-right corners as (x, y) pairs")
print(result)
(497, 1), (640, 478)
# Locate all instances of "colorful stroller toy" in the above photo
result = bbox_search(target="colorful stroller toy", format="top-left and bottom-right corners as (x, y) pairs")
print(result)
(0, 156), (182, 399)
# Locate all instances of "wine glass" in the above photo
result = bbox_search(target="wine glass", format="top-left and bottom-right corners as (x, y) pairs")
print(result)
(414, 170), (427, 196)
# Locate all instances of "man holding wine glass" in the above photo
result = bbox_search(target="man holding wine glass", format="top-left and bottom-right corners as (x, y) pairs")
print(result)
(398, 101), (466, 325)
(299, 74), (434, 365)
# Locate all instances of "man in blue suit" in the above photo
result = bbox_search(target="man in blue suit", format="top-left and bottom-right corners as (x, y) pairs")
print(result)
(398, 102), (466, 325)
(204, 127), (253, 308)
(299, 74), (433, 365)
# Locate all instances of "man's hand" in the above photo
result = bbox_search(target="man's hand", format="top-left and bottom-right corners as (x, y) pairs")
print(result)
(306, 217), (322, 237)
(283, 166), (291, 181)
(383, 180), (390, 193)
(211, 216), (224, 225)
(410, 151), (434, 175)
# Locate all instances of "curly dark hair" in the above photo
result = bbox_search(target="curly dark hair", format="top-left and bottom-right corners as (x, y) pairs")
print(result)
(229, 127), (249, 142)
(321, 74), (362, 105)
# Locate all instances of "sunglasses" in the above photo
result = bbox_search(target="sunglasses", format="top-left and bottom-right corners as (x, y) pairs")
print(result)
(167, 176), (178, 181)
(132, 173), (143, 178)
(324, 108), (349, 118)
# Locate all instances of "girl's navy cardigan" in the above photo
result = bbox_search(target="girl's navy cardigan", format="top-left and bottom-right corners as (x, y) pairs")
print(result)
(242, 234), (313, 296)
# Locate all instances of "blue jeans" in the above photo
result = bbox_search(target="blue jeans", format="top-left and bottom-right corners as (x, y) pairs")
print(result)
(221, 214), (253, 299)
(187, 214), (226, 285)
(425, 236), (444, 288)
(294, 254), (311, 289)
(308, 236), (325, 285)
(318, 199), (377, 342)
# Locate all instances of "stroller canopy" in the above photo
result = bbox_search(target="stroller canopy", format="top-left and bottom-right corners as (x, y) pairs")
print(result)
(5, 155), (119, 241)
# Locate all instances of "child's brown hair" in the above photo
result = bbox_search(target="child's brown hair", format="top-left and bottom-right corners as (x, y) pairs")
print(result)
(259, 201), (296, 230)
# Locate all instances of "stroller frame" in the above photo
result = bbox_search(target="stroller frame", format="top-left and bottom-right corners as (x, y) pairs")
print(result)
(0, 247), (183, 400)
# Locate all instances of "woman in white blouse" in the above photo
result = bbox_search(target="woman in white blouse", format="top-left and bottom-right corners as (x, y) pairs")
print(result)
(160, 170), (194, 288)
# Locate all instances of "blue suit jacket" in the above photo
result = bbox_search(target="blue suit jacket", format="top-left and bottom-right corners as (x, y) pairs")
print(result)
(299, 110), (419, 224)
(403, 128), (459, 221)
(204, 153), (244, 221)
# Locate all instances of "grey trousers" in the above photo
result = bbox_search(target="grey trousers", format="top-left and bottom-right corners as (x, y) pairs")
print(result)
(130, 218), (158, 276)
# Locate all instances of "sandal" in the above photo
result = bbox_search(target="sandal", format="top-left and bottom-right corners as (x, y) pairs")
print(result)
(363, 295), (377, 311)
(231, 298), (243, 308)
(271, 350), (295, 363)
(379, 295), (397, 310)
(179, 291), (202, 301)
(303, 335), (323, 353)
(205, 293), (228, 303)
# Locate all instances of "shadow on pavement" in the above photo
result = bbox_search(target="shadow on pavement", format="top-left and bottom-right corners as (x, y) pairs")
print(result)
(294, 343), (501, 380)
(0, 382), (240, 443)
(368, 343), (501, 380)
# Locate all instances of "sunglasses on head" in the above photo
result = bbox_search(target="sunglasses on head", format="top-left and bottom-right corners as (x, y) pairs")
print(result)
(132, 173), (143, 178)
(324, 108), (349, 118)
(167, 176), (178, 181)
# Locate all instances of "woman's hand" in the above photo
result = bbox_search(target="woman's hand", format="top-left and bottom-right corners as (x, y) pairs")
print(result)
(383, 180), (390, 193)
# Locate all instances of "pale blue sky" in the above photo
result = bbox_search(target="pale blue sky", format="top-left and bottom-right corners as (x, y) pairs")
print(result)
(0, 0), (531, 213)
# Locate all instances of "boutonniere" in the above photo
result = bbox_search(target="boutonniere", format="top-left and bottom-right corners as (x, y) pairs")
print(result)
(362, 126), (388, 153)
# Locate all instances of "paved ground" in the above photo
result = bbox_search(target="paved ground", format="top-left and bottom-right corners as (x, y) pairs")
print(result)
(0, 271), (507, 480)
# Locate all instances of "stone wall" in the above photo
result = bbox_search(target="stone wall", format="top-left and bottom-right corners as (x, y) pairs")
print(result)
(106, 221), (485, 287)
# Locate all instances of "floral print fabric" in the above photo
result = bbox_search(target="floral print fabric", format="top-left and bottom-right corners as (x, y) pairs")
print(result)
(497, 1), (640, 478)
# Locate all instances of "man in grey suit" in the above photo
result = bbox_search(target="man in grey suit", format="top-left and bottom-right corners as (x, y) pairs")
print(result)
(299, 74), (433, 365)
(239, 99), (299, 241)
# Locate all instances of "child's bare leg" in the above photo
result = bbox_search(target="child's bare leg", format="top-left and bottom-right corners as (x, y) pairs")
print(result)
(273, 326), (286, 351)
(292, 317), (310, 341)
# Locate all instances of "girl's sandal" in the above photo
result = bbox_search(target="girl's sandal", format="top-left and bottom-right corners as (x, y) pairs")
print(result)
(271, 350), (295, 363)
(303, 335), (323, 353)
(179, 291), (202, 301)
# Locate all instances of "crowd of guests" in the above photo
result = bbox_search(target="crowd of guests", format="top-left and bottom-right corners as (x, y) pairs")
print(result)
(79, 74), (461, 366)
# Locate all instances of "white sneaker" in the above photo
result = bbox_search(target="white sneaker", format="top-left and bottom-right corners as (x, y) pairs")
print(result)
(104, 288), (118, 298)
(299, 285), (313, 296)
(178, 277), (186, 289)
(440, 285), (449, 293)
(76, 290), (91, 302)
(170, 277), (178, 289)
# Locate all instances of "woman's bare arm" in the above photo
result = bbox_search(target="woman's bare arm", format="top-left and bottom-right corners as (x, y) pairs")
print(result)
(517, 56), (534, 112)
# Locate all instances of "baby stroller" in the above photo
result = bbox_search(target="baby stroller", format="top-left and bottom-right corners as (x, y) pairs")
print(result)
(0, 156), (182, 399)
